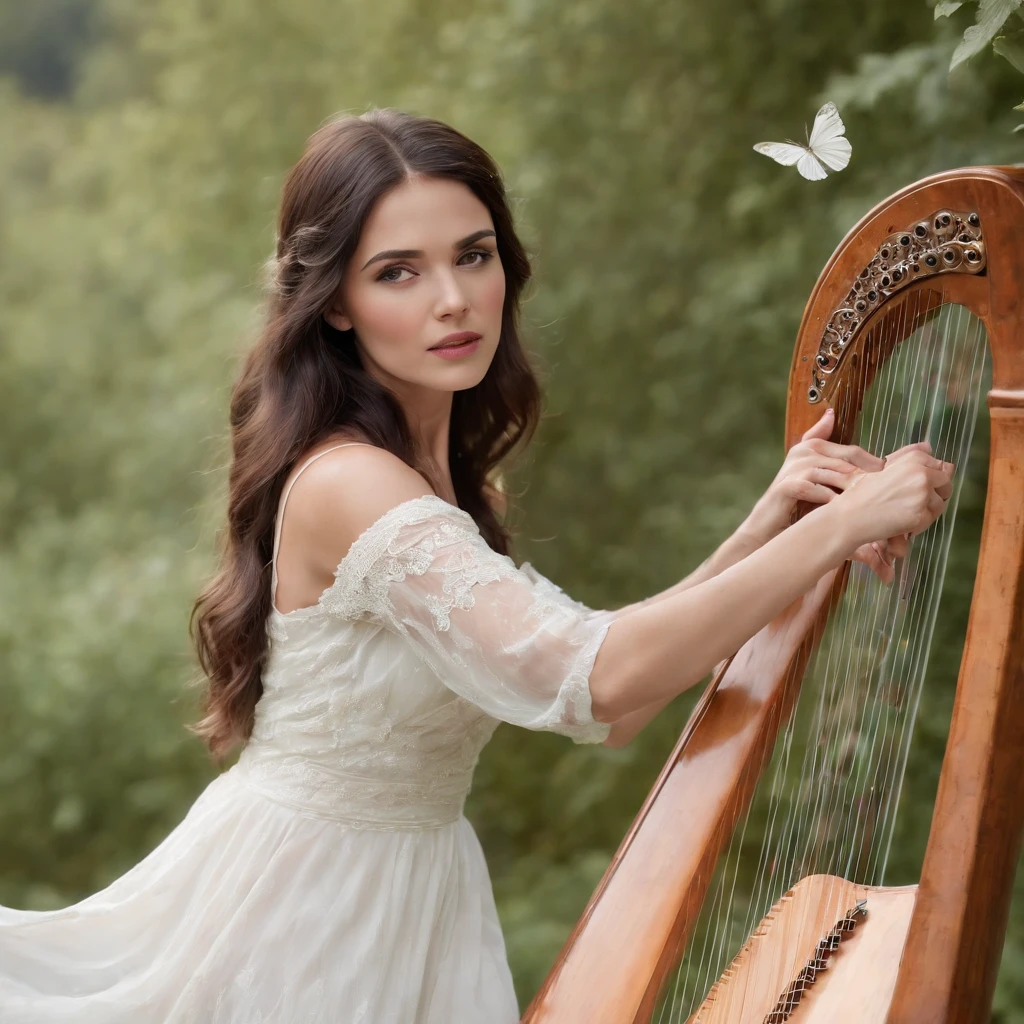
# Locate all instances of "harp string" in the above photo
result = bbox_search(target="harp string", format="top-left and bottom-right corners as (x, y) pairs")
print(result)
(797, 292), (932, 875)
(834, 300), (983, 887)
(819, 290), (935, 883)
(841, 300), (960, 882)
(783, 291), (924, 1004)
(808, 292), (942, 972)
(755, 299), (904, 1015)
(756, 291), (923, 1012)
(871, 306), (987, 883)
(804, 298), (983, 1001)
(657, 298), (990, 1023)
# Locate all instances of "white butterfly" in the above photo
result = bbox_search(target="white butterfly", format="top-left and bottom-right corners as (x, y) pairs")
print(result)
(753, 102), (852, 181)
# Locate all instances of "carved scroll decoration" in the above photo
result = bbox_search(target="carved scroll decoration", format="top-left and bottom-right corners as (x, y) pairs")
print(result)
(808, 209), (985, 403)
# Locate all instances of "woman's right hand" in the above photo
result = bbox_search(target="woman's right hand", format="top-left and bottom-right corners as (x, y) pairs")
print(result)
(832, 446), (955, 550)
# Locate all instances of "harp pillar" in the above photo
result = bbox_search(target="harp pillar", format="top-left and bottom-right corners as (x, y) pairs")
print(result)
(886, 389), (1024, 1023)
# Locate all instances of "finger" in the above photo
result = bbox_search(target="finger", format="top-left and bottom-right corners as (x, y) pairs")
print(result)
(911, 492), (947, 535)
(885, 440), (932, 461)
(905, 451), (949, 472)
(800, 406), (836, 442)
(788, 455), (858, 483)
(805, 467), (859, 491)
(886, 534), (910, 559)
(872, 541), (892, 567)
(785, 480), (840, 505)
(853, 543), (895, 583)
(923, 467), (955, 494)
(809, 456), (858, 476)
(807, 440), (885, 472)
(870, 557), (896, 584)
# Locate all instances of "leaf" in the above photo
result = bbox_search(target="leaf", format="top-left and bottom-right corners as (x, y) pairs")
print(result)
(1015, 98), (1024, 108)
(950, 0), (1024, 70)
(1013, 122), (1024, 130)
(935, 0), (965, 18)
(993, 32), (1024, 71)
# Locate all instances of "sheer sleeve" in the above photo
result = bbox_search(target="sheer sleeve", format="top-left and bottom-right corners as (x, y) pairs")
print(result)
(517, 561), (620, 630)
(323, 496), (613, 744)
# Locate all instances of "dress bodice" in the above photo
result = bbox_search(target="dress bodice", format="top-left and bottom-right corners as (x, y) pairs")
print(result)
(236, 612), (500, 830)
(233, 444), (614, 832)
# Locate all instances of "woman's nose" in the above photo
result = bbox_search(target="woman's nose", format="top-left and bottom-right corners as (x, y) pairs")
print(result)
(434, 271), (470, 315)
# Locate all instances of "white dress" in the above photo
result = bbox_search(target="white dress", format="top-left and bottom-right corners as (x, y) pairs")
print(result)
(0, 443), (615, 1023)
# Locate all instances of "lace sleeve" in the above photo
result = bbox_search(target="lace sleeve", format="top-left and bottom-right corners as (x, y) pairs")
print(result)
(324, 496), (613, 744)
(517, 561), (620, 629)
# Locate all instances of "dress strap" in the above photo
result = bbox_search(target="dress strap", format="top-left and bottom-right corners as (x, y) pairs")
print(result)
(271, 442), (378, 601)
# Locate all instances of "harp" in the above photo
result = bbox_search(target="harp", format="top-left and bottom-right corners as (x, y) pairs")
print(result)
(522, 166), (1024, 1024)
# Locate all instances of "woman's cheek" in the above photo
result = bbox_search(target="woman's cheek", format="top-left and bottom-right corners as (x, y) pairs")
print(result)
(366, 293), (421, 347)
(480, 271), (506, 318)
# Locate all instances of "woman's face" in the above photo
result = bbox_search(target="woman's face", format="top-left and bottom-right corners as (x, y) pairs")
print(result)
(326, 175), (506, 396)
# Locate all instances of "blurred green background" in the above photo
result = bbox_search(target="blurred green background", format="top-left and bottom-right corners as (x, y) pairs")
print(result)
(1, 0), (1022, 1017)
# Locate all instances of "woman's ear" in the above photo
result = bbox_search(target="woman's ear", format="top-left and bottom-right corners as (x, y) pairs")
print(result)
(324, 302), (354, 332)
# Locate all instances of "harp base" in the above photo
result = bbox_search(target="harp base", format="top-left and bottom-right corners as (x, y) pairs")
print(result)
(688, 874), (917, 1024)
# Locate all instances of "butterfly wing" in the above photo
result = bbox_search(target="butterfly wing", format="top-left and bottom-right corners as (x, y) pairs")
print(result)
(807, 102), (846, 148)
(813, 135), (852, 172)
(755, 102), (850, 179)
(752, 141), (808, 167)
(808, 101), (852, 172)
(795, 149), (829, 181)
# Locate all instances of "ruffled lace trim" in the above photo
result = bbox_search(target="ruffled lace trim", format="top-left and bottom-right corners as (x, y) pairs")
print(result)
(319, 495), (493, 623)
(553, 619), (613, 744)
(267, 495), (468, 639)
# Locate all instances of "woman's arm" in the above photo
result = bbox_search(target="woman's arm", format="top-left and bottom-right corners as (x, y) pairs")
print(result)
(589, 505), (852, 722)
(588, 446), (953, 723)
(597, 519), (804, 747)
(602, 409), (884, 625)
(601, 521), (767, 623)
(598, 527), (762, 747)
(598, 416), (920, 745)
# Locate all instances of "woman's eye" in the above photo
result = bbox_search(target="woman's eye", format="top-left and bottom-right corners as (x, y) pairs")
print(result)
(459, 248), (495, 267)
(377, 265), (412, 283)
(376, 249), (495, 284)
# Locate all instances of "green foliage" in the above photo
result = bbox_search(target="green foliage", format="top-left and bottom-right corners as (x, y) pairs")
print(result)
(936, 0), (1024, 127)
(0, 0), (1022, 1015)
(994, 31), (1024, 72)
(946, 0), (1023, 71)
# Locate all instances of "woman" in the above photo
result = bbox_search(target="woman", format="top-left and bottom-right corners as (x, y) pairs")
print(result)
(0, 108), (952, 1022)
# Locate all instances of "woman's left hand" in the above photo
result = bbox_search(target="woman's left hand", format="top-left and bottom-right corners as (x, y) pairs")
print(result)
(740, 407), (924, 583)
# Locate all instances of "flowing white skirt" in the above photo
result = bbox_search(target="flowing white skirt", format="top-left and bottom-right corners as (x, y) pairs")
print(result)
(0, 767), (520, 1023)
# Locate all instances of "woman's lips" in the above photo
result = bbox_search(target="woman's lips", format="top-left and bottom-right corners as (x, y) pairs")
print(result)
(429, 331), (481, 350)
(429, 338), (480, 359)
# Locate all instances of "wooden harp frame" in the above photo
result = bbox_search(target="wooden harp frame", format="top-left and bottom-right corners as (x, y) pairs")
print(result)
(522, 166), (1024, 1024)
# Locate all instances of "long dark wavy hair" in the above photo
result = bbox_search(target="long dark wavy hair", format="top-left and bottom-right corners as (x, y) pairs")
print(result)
(187, 108), (543, 764)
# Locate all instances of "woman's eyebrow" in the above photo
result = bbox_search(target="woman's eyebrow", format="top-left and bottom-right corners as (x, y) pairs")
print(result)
(360, 229), (496, 272)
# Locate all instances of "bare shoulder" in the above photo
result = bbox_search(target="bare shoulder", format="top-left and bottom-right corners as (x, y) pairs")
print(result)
(281, 442), (436, 578)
